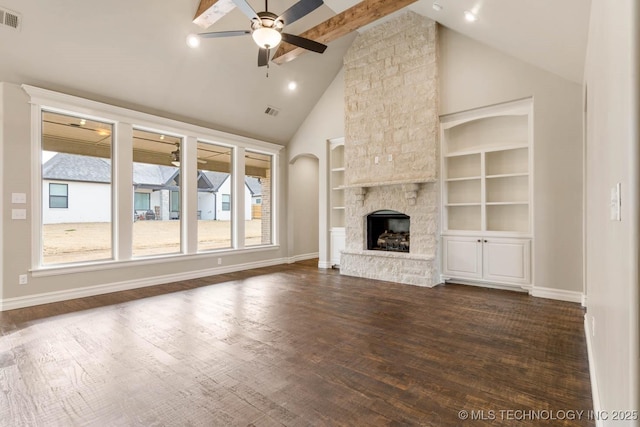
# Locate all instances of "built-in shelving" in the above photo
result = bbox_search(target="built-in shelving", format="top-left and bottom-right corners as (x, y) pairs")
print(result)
(329, 138), (346, 267)
(440, 98), (533, 288)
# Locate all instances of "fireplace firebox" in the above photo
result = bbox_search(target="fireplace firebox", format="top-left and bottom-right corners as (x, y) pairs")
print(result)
(366, 210), (410, 252)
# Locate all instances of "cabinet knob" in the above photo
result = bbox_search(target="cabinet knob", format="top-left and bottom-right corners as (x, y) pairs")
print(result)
(477, 239), (481, 243)
(484, 240), (488, 243)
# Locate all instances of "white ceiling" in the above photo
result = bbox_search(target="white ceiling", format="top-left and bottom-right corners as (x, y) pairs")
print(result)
(0, 0), (590, 145)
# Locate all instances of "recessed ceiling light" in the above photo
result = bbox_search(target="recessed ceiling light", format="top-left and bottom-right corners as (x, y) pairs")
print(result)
(160, 135), (165, 140)
(432, 2), (443, 11)
(79, 119), (86, 126)
(186, 34), (200, 48)
(288, 81), (297, 91)
(464, 10), (477, 22)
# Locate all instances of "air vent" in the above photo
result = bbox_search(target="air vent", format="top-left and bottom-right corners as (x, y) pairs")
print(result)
(264, 106), (280, 117)
(0, 6), (21, 31)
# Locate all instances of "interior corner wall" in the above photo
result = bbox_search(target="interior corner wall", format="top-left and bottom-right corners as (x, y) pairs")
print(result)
(584, 0), (639, 419)
(288, 68), (345, 265)
(438, 27), (584, 294)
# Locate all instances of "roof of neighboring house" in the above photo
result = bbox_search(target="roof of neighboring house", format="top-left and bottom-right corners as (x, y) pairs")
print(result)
(201, 171), (229, 192)
(43, 153), (112, 183)
(43, 153), (262, 196)
(245, 177), (262, 196)
(133, 163), (178, 187)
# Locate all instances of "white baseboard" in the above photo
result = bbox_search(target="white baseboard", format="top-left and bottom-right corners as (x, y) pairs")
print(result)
(317, 261), (333, 269)
(0, 257), (288, 312)
(584, 315), (603, 427)
(581, 293), (588, 307)
(287, 252), (319, 264)
(529, 286), (583, 303)
(444, 278), (527, 293)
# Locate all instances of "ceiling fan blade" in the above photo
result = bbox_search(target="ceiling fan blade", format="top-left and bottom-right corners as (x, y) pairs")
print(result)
(258, 48), (269, 67)
(199, 30), (250, 38)
(278, 0), (323, 26)
(281, 33), (327, 54)
(231, 0), (259, 20)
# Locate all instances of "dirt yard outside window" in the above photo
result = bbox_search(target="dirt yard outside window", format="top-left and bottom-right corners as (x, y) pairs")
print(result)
(42, 220), (263, 264)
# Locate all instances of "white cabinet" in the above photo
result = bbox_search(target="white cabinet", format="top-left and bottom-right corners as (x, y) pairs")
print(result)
(440, 98), (533, 287)
(330, 227), (346, 267)
(443, 236), (531, 286)
(329, 138), (345, 267)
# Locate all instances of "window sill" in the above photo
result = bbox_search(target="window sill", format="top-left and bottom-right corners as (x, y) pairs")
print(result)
(31, 245), (280, 278)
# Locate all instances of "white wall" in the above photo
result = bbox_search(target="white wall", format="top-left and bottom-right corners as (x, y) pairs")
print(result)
(584, 0), (639, 420)
(197, 192), (215, 220)
(214, 177), (251, 221)
(439, 27), (584, 294)
(43, 180), (111, 224)
(288, 68), (344, 264)
(289, 155), (319, 258)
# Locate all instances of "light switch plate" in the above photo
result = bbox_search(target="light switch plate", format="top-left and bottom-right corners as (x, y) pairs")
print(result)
(12, 193), (27, 204)
(12, 209), (27, 220)
(610, 183), (621, 221)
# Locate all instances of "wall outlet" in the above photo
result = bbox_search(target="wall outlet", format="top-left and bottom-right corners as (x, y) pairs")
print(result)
(19, 274), (28, 285)
(388, 154), (393, 162)
(374, 156), (379, 165)
(217, 258), (222, 265)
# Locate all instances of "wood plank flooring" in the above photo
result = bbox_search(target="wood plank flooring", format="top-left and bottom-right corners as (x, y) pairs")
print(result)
(0, 260), (593, 426)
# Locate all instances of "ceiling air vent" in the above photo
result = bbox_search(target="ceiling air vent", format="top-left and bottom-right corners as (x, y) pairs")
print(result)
(264, 106), (280, 117)
(0, 7), (21, 31)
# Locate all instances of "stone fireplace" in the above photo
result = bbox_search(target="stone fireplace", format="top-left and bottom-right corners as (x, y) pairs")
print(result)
(339, 12), (440, 287)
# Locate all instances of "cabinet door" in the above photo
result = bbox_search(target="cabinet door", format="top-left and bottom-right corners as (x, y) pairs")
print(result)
(482, 238), (531, 284)
(442, 237), (482, 279)
(330, 228), (346, 267)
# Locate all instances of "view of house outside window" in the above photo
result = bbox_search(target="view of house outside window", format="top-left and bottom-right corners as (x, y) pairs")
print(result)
(132, 129), (182, 257)
(196, 141), (233, 251)
(245, 151), (272, 246)
(37, 102), (278, 268)
(41, 111), (113, 265)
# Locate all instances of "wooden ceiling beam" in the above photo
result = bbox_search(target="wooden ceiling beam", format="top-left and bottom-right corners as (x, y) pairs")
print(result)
(272, 0), (419, 65)
(193, 0), (237, 29)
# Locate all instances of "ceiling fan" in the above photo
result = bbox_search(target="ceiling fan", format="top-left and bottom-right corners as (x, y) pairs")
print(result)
(193, 0), (419, 64)
(170, 144), (207, 167)
(199, 0), (328, 67)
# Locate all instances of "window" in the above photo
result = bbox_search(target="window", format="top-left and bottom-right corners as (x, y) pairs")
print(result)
(197, 141), (232, 251)
(29, 86), (279, 271)
(49, 183), (68, 208)
(41, 111), (113, 265)
(134, 192), (150, 211)
(245, 151), (273, 246)
(222, 194), (231, 211)
(132, 129), (181, 257)
(170, 191), (180, 213)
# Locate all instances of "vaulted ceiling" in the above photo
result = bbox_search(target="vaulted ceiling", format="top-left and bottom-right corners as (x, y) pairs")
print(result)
(0, 0), (590, 145)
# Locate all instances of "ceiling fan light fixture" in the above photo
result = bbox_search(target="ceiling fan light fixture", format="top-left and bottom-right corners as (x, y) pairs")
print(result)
(252, 27), (282, 49)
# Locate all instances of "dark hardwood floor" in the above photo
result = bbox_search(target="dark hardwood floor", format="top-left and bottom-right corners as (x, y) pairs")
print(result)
(0, 260), (593, 426)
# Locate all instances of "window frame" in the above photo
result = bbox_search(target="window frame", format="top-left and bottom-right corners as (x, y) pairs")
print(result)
(49, 183), (68, 209)
(221, 194), (231, 211)
(25, 84), (280, 274)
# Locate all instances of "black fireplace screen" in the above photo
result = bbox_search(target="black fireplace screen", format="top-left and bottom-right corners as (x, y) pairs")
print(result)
(366, 210), (410, 252)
